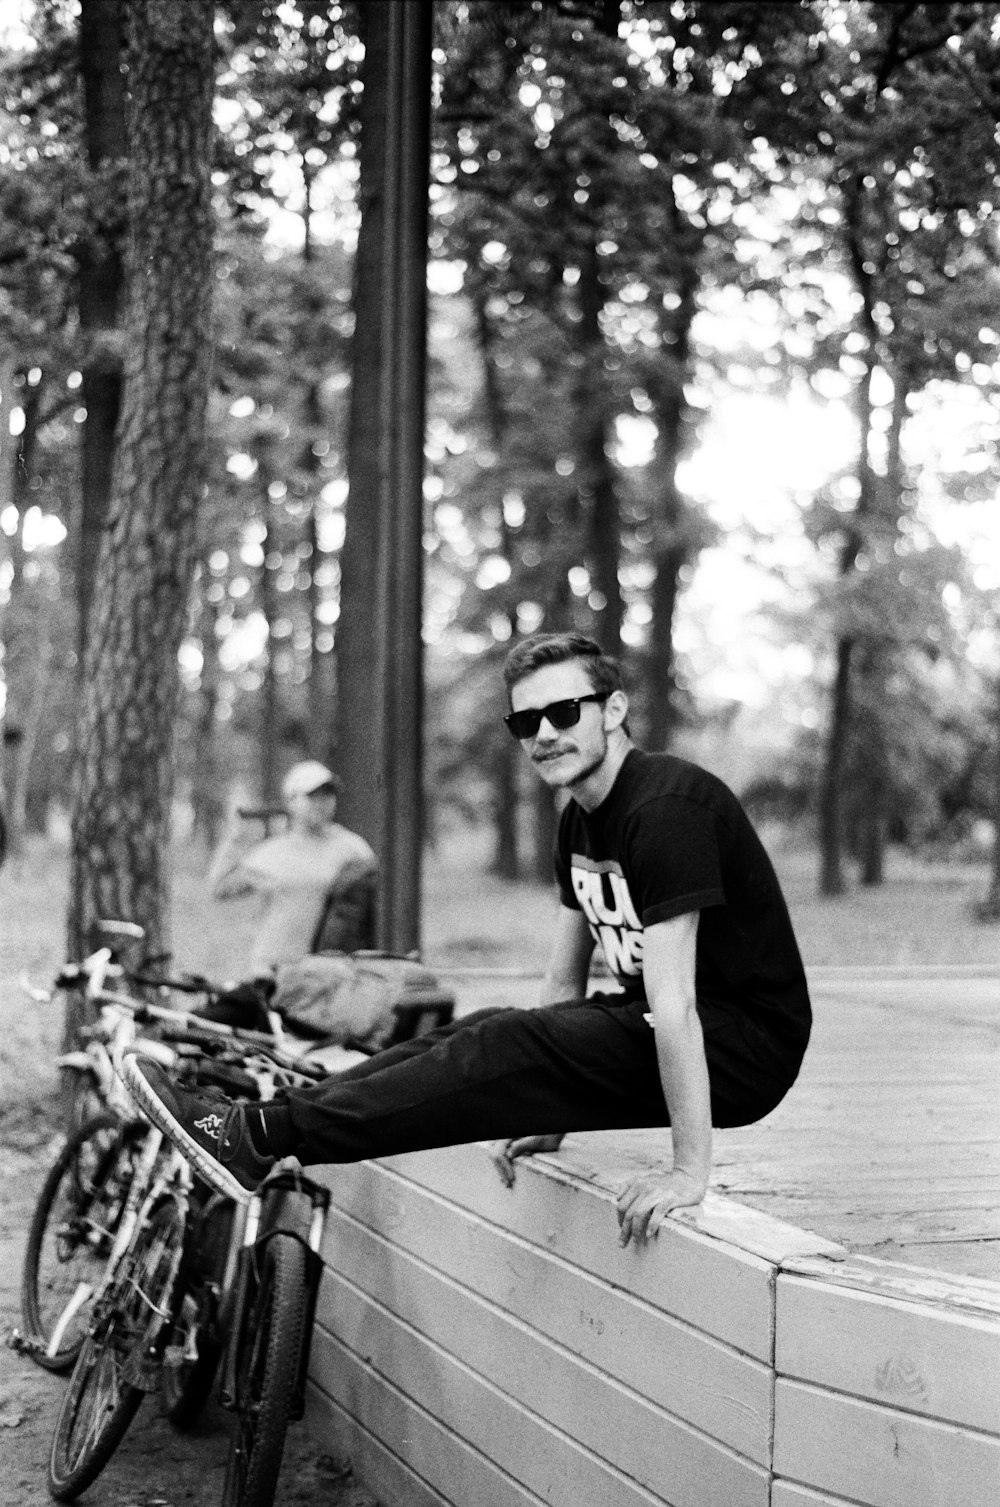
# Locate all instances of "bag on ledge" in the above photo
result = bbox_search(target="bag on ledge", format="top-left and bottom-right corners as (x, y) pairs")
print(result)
(271, 951), (455, 1050)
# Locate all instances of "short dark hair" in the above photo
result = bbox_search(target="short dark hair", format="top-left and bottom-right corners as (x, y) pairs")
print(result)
(502, 632), (626, 701)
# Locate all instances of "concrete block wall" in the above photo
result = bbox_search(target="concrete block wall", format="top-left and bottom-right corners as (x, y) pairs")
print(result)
(304, 1142), (1000, 1507)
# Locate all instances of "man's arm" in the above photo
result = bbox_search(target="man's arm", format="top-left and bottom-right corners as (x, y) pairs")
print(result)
(205, 817), (259, 900)
(538, 903), (595, 1005)
(491, 905), (594, 1187)
(615, 910), (710, 1246)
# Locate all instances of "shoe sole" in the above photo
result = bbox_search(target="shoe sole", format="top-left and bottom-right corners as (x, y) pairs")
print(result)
(121, 1054), (253, 1206)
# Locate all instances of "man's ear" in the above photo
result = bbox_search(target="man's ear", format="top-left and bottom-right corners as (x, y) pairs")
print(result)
(604, 689), (629, 731)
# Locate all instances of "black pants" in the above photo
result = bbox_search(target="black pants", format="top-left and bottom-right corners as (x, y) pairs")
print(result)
(284, 994), (805, 1166)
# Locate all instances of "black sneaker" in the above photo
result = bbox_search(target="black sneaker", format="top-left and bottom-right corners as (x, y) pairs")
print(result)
(122, 1054), (275, 1203)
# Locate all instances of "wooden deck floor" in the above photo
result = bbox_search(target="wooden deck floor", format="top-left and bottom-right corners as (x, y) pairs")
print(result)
(442, 966), (1000, 1284)
(711, 967), (1000, 1282)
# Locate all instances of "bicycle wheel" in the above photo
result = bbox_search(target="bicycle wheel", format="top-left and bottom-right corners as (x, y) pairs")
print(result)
(48, 1195), (186, 1501)
(21, 1113), (144, 1373)
(63, 1064), (105, 1138)
(161, 1194), (235, 1428)
(222, 1233), (309, 1507)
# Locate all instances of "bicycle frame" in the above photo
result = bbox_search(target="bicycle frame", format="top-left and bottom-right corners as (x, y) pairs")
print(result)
(92, 1138), (197, 1392)
(42, 1123), (186, 1365)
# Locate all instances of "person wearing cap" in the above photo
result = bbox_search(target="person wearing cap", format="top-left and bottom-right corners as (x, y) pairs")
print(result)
(127, 634), (811, 1248)
(206, 760), (377, 978)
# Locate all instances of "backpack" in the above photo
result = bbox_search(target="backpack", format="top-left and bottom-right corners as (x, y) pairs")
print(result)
(270, 950), (455, 1050)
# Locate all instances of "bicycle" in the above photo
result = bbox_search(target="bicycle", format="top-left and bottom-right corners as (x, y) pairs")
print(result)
(141, 997), (450, 1507)
(32, 919), (150, 1132)
(215, 1164), (330, 1507)
(46, 1107), (196, 1500)
(18, 932), (268, 1376)
(44, 1037), (330, 1505)
(18, 931), (179, 1373)
(36, 950), (454, 1504)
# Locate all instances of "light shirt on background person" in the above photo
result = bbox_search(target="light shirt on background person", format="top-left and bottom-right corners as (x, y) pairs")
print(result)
(207, 761), (376, 976)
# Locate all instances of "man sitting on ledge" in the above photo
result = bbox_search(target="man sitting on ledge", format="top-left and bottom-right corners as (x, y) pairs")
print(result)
(124, 632), (811, 1247)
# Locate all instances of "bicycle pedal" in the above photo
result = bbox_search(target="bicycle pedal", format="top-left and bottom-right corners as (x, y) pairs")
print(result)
(122, 1344), (163, 1391)
(163, 1333), (199, 1367)
(7, 1328), (44, 1357)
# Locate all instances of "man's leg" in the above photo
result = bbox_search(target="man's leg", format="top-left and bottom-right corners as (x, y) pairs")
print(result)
(316, 1006), (513, 1086)
(284, 996), (667, 1164)
(122, 995), (803, 1202)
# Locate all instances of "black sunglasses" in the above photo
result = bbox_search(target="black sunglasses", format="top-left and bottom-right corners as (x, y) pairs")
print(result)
(504, 692), (609, 741)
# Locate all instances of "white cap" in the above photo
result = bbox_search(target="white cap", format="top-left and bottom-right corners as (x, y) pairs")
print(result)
(281, 760), (341, 800)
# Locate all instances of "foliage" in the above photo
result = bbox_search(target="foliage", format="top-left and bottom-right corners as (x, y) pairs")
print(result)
(0, 0), (997, 897)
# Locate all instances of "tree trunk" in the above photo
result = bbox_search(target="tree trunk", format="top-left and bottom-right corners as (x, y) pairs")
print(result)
(491, 735), (519, 880)
(2, 381), (53, 853)
(258, 507), (281, 805)
(856, 373), (908, 886)
(337, 0), (432, 953)
(302, 384), (336, 763)
(819, 191), (878, 896)
(818, 638), (852, 896)
(298, 165), (335, 763)
(469, 275), (522, 879)
(76, 0), (127, 670)
(577, 241), (622, 660)
(977, 674), (1000, 921)
(530, 780), (559, 886)
(646, 545), (684, 751)
(645, 264), (697, 750)
(68, 0), (215, 981)
(190, 576), (224, 851)
(857, 664), (888, 887)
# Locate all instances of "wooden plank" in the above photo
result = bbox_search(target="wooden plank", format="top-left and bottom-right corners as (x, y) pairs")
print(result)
(771, 1484), (867, 1507)
(773, 1378), (1000, 1507)
(328, 1139), (807, 1368)
(844, 1243), (1000, 1285)
(316, 1199), (773, 1478)
(696, 967), (999, 1281)
(321, 1168), (773, 1460)
(776, 1273), (1000, 1433)
(309, 1337), (549, 1507)
(548, 1131), (844, 1263)
(769, 1206), (1000, 1253)
(780, 1254), (1000, 1320)
(716, 1181), (998, 1212)
(310, 1271), (765, 1507)
(320, 1144), (780, 1361)
(304, 1385), (452, 1507)
(717, 1132), (999, 1154)
(715, 1139), (999, 1169)
(763, 1213), (999, 1284)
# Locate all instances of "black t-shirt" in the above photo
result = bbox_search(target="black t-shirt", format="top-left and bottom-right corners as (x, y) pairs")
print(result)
(555, 748), (811, 1050)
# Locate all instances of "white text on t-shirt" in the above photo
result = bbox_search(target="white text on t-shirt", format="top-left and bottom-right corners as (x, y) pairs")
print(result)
(570, 857), (644, 978)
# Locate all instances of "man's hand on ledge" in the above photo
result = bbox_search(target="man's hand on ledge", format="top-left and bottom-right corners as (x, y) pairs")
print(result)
(490, 1134), (565, 1188)
(616, 1168), (706, 1248)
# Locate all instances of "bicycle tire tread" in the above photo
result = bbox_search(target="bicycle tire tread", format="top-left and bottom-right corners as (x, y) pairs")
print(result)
(21, 1111), (122, 1373)
(223, 1233), (310, 1507)
(47, 1332), (144, 1500)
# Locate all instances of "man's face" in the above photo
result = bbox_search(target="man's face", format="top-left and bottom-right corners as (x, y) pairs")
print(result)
(509, 660), (610, 790)
(290, 787), (337, 832)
